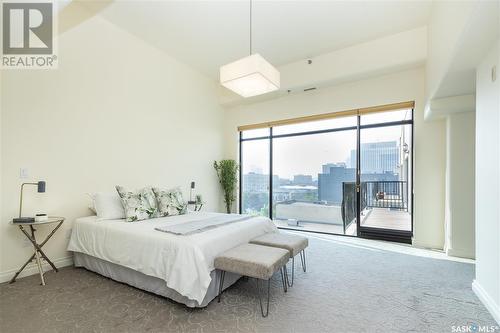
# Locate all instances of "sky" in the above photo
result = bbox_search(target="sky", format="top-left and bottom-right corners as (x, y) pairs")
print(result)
(242, 110), (412, 180)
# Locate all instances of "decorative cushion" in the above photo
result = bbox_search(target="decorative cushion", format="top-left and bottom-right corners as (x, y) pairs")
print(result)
(86, 193), (97, 214)
(152, 187), (187, 217)
(115, 186), (158, 222)
(214, 243), (289, 280)
(250, 232), (309, 257)
(92, 192), (126, 220)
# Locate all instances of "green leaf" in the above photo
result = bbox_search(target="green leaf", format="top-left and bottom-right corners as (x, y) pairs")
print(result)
(213, 159), (239, 213)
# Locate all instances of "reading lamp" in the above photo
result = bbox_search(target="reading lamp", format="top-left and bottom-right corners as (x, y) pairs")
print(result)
(188, 181), (196, 204)
(13, 181), (46, 223)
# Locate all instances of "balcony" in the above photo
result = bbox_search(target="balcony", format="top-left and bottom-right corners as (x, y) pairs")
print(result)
(273, 181), (410, 235)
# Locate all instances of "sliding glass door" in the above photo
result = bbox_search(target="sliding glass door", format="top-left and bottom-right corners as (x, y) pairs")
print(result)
(239, 106), (413, 243)
(358, 110), (413, 242)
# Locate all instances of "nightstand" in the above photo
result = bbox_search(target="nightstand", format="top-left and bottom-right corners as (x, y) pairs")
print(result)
(10, 217), (65, 285)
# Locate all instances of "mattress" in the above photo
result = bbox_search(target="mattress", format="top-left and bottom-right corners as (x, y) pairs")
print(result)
(67, 212), (277, 306)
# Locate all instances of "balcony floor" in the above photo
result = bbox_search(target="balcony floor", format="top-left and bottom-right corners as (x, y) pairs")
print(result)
(361, 208), (411, 231)
(273, 207), (411, 235)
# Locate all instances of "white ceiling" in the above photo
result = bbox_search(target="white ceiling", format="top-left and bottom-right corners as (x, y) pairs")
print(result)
(92, 0), (432, 79)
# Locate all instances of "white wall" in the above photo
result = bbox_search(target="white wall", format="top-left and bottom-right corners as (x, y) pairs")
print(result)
(0, 15), (224, 281)
(444, 112), (475, 259)
(472, 40), (500, 324)
(425, 0), (477, 100)
(224, 67), (447, 250)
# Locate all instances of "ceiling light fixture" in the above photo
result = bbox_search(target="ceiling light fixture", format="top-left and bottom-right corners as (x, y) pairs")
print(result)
(219, 0), (280, 98)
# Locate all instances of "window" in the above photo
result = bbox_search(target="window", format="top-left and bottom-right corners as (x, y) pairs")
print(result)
(239, 103), (414, 242)
(240, 139), (270, 216)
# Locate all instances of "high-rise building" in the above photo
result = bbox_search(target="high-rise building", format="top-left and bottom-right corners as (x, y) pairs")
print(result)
(350, 141), (400, 174)
(242, 172), (279, 192)
(293, 174), (313, 185)
(318, 165), (356, 204)
(322, 162), (346, 174)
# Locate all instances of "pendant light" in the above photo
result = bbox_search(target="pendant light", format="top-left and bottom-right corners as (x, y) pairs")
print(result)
(219, 0), (280, 98)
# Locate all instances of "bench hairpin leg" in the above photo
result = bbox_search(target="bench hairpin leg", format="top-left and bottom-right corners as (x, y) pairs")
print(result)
(217, 270), (226, 303)
(300, 250), (307, 272)
(280, 267), (287, 293)
(284, 266), (290, 288)
(287, 257), (295, 287)
(257, 278), (271, 318)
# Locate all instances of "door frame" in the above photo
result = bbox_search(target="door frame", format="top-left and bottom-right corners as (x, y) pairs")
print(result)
(356, 114), (414, 244)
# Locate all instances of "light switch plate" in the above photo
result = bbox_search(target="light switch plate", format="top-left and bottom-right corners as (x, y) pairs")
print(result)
(20, 168), (29, 179)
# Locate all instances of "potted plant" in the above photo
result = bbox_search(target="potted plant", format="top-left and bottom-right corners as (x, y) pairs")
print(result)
(195, 194), (203, 205)
(213, 159), (239, 214)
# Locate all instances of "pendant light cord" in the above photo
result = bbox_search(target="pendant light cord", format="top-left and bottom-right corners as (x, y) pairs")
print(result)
(249, 0), (252, 55)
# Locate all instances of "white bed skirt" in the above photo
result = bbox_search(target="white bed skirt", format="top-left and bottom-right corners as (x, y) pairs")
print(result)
(73, 252), (240, 308)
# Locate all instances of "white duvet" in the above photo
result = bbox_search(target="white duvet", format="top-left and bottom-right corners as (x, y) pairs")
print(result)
(67, 212), (277, 304)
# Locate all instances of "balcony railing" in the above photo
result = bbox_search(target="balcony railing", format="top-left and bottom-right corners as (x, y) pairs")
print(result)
(341, 181), (408, 232)
(365, 181), (408, 211)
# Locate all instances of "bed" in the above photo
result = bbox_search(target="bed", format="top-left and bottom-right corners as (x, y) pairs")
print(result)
(67, 212), (277, 307)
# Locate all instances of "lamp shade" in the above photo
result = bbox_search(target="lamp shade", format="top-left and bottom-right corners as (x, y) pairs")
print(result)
(37, 181), (46, 193)
(220, 54), (280, 98)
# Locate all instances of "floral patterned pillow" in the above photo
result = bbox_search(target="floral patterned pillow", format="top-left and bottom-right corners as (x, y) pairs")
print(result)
(152, 187), (187, 217)
(115, 186), (158, 222)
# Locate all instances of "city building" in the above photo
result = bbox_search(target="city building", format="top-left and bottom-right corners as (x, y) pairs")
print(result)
(322, 162), (347, 174)
(293, 174), (313, 185)
(318, 165), (356, 204)
(242, 172), (279, 192)
(350, 141), (400, 174)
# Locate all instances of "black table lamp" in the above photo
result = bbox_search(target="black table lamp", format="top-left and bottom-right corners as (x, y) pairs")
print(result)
(188, 181), (196, 204)
(13, 181), (46, 223)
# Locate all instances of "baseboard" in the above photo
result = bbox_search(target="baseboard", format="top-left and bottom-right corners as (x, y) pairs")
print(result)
(412, 239), (444, 251)
(0, 256), (73, 284)
(472, 280), (500, 325)
(446, 247), (475, 260)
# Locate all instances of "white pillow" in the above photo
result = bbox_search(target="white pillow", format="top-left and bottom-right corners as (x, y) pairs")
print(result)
(93, 192), (126, 220)
(86, 193), (97, 214)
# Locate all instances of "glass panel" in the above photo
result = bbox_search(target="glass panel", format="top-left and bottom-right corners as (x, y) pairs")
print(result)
(272, 129), (357, 235)
(273, 116), (357, 135)
(359, 124), (412, 232)
(241, 128), (270, 139)
(241, 139), (270, 216)
(360, 109), (412, 126)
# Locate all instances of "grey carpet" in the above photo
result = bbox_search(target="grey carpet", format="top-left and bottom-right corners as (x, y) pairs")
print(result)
(0, 236), (497, 333)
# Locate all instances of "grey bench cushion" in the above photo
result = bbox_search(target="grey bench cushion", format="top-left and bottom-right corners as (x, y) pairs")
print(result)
(250, 232), (308, 257)
(214, 243), (289, 280)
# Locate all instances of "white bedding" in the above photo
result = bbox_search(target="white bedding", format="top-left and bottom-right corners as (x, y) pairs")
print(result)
(67, 212), (277, 304)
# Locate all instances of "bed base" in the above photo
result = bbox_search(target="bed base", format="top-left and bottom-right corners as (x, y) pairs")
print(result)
(73, 252), (240, 308)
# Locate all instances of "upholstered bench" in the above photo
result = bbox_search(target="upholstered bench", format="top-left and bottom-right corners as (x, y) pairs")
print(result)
(214, 243), (290, 317)
(250, 232), (308, 287)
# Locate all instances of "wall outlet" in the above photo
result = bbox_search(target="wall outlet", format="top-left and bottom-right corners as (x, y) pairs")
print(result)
(20, 168), (29, 179)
